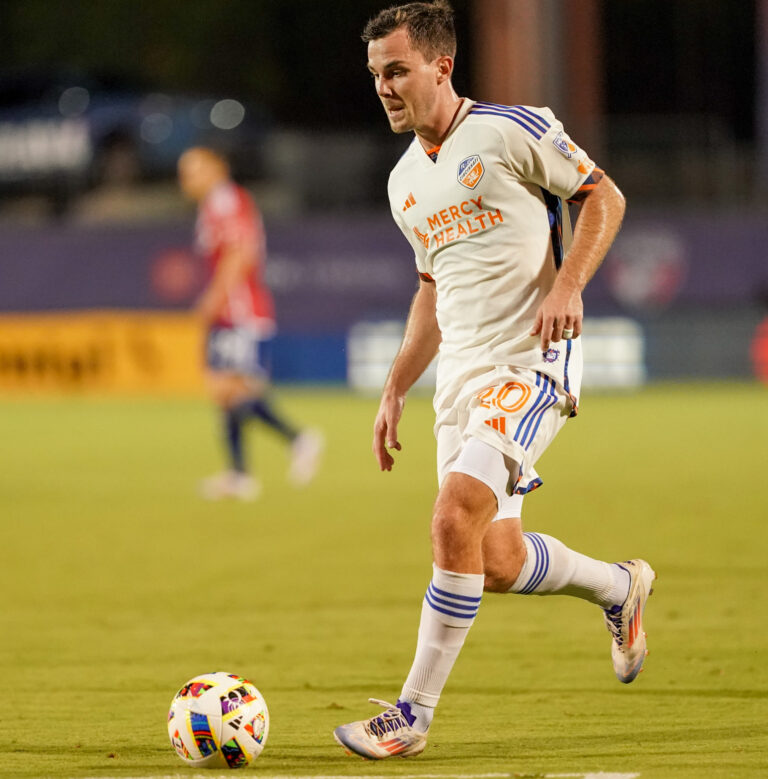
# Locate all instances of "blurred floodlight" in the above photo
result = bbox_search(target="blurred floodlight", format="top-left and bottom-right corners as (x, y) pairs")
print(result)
(210, 99), (245, 130)
(140, 113), (173, 144)
(58, 86), (90, 117)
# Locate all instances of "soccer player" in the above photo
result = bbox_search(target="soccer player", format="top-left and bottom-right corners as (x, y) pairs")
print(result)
(177, 147), (322, 500)
(333, 1), (655, 759)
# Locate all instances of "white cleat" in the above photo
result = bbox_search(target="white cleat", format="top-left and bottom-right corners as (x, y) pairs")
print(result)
(604, 559), (656, 683)
(333, 699), (427, 760)
(288, 429), (324, 486)
(199, 471), (260, 501)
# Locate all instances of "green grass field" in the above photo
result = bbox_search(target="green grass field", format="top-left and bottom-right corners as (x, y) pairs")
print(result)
(1, 383), (767, 779)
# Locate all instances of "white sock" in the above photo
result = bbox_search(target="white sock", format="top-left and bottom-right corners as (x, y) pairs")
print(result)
(508, 532), (630, 608)
(399, 564), (484, 729)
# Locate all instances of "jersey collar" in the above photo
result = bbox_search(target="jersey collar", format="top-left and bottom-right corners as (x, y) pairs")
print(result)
(414, 98), (475, 167)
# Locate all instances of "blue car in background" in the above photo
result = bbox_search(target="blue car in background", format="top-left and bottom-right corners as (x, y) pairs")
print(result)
(0, 68), (269, 210)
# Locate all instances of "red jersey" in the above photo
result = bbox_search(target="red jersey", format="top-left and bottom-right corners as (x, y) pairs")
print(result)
(196, 182), (276, 332)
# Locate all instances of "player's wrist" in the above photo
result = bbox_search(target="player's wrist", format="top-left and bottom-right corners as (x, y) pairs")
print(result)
(552, 269), (584, 296)
(381, 383), (408, 407)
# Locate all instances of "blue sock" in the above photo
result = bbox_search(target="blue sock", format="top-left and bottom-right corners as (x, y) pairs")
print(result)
(236, 396), (298, 441)
(224, 408), (246, 472)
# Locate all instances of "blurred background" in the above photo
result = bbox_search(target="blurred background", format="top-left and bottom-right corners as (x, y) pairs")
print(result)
(1, 0), (767, 394)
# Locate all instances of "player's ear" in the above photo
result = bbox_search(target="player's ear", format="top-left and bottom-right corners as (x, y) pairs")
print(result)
(435, 55), (453, 84)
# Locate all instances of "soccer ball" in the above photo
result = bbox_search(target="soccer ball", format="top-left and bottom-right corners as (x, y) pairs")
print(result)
(167, 672), (269, 768)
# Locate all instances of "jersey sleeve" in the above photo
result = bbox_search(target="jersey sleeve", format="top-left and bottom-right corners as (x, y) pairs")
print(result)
(501, 106), (596, 200)
(208, 186), (262, 257)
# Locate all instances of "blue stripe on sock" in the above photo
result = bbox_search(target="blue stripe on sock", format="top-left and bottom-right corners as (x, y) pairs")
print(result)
(520, 532), (550, 594)
(428, 583), (482, 603)
(425, 590), (479, 620)
(426, 585), (479, 613)
(519, 532), (544, 594)
(531, 533), (551, 592)
(528, 533), (550, 592)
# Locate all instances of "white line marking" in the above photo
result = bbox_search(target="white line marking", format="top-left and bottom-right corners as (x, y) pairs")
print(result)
(80, 773), (640, 779)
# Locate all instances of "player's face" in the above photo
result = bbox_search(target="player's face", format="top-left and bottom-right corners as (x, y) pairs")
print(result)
(367, 28), (443, 136)
(178, 152), (213, 201)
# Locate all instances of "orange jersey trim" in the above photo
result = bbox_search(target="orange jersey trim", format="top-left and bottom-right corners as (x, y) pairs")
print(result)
(567, 167), (605, 204)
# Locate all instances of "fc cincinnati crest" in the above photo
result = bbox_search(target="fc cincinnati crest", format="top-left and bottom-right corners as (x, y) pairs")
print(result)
(552, 131), (576, 159)
(457, 155), (484, 189)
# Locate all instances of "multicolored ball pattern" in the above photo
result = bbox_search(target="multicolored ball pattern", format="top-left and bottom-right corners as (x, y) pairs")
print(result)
(168, 671), (269, 768)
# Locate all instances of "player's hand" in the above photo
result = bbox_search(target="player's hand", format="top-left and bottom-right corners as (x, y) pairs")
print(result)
(372, 391), (405, 471)
(195, 293), (219, 325)
(530, 279), (583, 351)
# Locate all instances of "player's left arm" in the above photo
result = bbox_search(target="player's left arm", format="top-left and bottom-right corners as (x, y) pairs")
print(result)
(196, 244), (254, 324)
(530, 171), (626, 350)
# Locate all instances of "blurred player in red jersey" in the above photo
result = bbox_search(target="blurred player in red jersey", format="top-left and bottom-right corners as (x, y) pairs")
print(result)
(178, 147), (323, 500)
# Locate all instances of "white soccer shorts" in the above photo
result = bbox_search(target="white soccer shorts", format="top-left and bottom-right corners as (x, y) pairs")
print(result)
(435, 368), (573, 520)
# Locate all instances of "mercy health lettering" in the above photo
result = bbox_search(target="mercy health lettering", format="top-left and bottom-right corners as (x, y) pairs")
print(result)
(413, 195), (503, 250)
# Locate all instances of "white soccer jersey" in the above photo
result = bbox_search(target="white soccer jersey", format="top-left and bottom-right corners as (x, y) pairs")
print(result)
(389, 100), (595, 414)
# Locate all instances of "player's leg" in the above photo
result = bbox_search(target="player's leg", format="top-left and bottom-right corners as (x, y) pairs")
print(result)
(227, 383), (324, 487)
(482, 513), (630, 607)
(483, 515), (655, 683)
(201, 370), (262, 500)
(470, 459), (654, 684)
(228, 336), (323, 485)
(205, 328), (322, 492)
(400, 471), (497, 708)
(459, 373), (656, 684)
(333, 470), (496, 759)
(201, 327), (259, 498)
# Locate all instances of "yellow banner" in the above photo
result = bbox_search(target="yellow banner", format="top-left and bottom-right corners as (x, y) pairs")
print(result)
(0, 311), (204, 394)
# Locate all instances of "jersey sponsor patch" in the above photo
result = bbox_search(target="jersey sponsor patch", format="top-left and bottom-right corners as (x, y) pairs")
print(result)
(552, 130), (577, 158)
(457, 154), (484, 189)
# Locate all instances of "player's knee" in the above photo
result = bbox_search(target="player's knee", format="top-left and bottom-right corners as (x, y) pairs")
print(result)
(207, 376), (247, 409)
(431, 500), (477, 548)
(212, 388), (236, 409)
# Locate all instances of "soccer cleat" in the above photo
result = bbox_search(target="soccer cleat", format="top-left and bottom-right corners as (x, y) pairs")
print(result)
(288, 430), (324, 486)
(333, 699), (428, 760)
(199, 471), (260, 501)
(603, 559), (656, 683)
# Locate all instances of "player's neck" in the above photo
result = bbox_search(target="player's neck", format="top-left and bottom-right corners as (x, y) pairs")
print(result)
(201, 178), (232, 201)
(415, 92), (465, 152)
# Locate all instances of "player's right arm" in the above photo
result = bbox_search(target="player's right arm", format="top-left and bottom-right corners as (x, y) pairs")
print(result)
(373, 277), (440, 471)
(196, 244), (253, 324)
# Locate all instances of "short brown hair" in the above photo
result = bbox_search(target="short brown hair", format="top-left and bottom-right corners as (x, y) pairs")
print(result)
(362, 1), (456, 61)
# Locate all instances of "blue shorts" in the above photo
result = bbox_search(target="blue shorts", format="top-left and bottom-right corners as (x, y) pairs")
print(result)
(205, 327), (273, 378)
